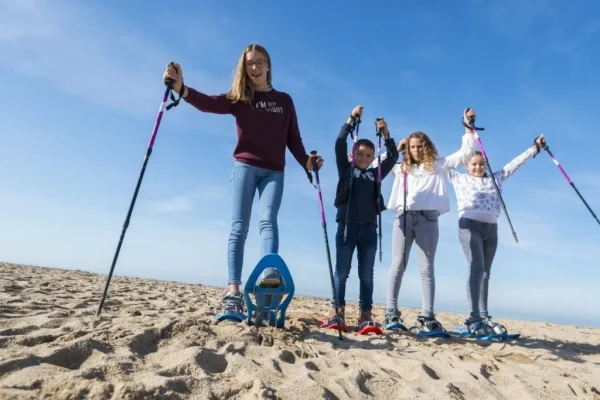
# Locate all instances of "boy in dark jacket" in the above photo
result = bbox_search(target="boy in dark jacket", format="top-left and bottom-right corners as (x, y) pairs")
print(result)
(323, 105), (399, 331)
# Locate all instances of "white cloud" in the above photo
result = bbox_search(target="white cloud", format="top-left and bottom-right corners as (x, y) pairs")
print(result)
(152, 195), (194, 213)
(150, 185), (229, 213)
(0, 0), (231, 122)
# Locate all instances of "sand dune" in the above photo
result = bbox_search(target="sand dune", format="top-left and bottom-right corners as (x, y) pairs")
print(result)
(1, 262), (599, 399)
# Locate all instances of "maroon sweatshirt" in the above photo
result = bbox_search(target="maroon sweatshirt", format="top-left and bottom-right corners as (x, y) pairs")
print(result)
(183, 87), (310, 172)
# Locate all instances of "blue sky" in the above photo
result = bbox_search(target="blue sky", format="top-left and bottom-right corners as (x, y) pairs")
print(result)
(1, 0), (599, 327)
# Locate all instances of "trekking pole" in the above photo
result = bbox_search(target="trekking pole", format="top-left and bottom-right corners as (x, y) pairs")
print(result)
(375, 118), (383, 262)
(401, 149), (408, 280)
(344, 116), (361, 242)
(541, 141), (600, 226)
(310, 150), (344, 341)
(463, 109), (519, 243)
(96, 64), (183, 317)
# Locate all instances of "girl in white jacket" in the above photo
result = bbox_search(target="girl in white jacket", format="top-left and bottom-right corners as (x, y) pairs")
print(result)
(377, 108), (478, 336)
(448, 134), (546, 337)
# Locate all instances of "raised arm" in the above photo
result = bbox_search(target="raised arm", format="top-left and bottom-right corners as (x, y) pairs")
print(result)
(163, 62), (234, 114)
(437, 108), (478, 170)
(369, 137), (405, 175)
(183, 87), (235, 115)
(494, 135), (545, 182)
(375, 117), (399, 179)
(336, 105), (363, 176)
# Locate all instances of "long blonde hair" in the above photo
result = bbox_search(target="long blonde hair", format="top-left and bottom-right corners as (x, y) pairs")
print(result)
(227, 43), (272, 104)
(400, 131), (438, 173)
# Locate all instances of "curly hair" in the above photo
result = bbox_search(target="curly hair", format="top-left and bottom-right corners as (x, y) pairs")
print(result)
(227, 43), (272, 104)
(400, 131), (438, 174)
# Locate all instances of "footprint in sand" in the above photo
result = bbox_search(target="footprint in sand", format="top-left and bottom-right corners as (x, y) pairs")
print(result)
(0, 326), (39, 336)
(278, 349), (296, 364)
(17, 334), (59, 347)
(259, 334), (274, 347)
(224, 342), (246, 356)
(195, 348), (228, 375)
(479, 362), (499, 382)
(128, 329), (161, 355)
(42, 338), (111, 370)
(355, 370), (374, 396)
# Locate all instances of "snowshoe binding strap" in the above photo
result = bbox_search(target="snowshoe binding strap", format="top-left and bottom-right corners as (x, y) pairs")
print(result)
(383, 309), (407, 331)
(418, 316), (443, 332)
(357, 314), (383, 336)
(484, 316), (507, 335)
(468, 321), (493, 337)
(410, 316), (450, 338)
(322, 315), (349, 332)
(384, 314), (400, 326)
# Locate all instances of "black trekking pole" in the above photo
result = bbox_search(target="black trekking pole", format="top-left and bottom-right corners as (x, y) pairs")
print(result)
(96, 64), (184, 317)
(541, 142), (600, 226)
(309, 150), (344, 341)
(463, 110), (519, 243)
(344, 117), (361, 242)
(375, 118), (383, 262)
(401, 149), (408, 279)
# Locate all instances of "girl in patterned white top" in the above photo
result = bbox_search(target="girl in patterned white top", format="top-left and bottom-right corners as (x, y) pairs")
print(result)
(447, 134), (546, 337)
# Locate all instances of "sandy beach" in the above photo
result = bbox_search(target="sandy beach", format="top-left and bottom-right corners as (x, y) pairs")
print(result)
(0, 262), (598, 399)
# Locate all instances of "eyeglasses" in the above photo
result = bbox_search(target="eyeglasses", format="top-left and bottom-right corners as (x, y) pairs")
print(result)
(245, 59), (267, 69)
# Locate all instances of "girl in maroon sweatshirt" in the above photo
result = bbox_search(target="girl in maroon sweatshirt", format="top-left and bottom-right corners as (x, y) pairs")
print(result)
(163, 43), (323, 320)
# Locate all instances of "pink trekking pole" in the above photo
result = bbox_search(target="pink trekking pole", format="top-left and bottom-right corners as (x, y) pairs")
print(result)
(97, 62), (185, 316)
(463, 109), (519, 243)
(541, 142), (599, 226)
(309, 150), (344, 341)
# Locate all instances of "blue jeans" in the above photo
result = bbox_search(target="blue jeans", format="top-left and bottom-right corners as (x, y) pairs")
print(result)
(333, 221), (377, 312)
(228, 161), (284, 285)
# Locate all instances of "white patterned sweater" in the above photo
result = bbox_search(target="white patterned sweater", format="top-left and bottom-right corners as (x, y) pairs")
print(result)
(447, 146), (537, 224)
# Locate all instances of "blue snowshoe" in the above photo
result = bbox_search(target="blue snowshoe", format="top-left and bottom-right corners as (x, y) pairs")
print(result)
(452, 317), (520, 341)
(383, 308), (408, 331)
(483, 316), (520, 340)
(244, 253), (295, 328)
(409, 315), (451, 338)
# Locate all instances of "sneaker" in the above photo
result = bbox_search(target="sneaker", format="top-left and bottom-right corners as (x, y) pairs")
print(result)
(323, 306), (345, 327)
(465, 319), (493, 337)
(221, 291), (245, 316)
(358, 310), (378, 331)
(416, 315), (444, 333)
(383, 307), (402, 327)
(482, 316), (507, 335)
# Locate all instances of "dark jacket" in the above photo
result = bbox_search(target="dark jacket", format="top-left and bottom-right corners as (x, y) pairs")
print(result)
(334, 123), (399, 226)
